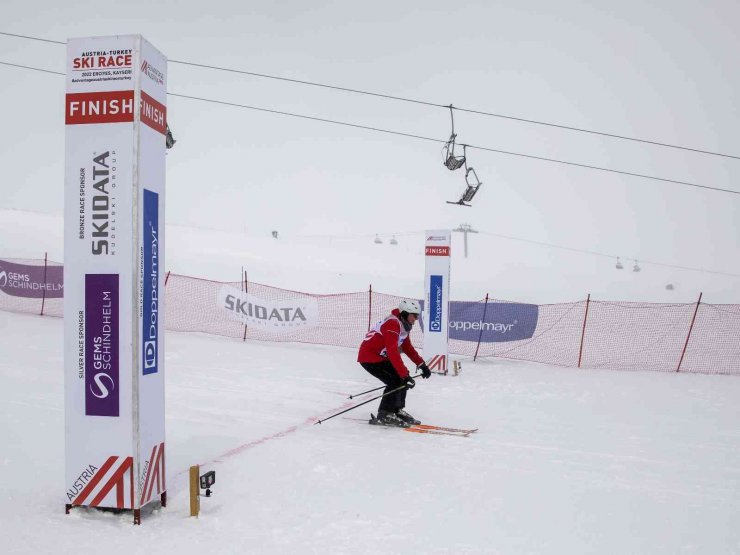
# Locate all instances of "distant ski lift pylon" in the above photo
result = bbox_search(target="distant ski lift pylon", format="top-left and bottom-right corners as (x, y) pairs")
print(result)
(442, 105), (465, 171)
(447, 148), (482, 207)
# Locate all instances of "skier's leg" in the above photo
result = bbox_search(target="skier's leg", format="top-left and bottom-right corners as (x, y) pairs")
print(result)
(394, 387), (408, 411)
(360, 361), (403, 414)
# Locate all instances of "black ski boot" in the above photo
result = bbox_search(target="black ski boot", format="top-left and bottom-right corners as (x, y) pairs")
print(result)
(370, 410), (410, 428)
(396, 408), (421, 425)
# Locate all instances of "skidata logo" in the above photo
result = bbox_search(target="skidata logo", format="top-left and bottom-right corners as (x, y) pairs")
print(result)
(218, 285), (320, 333)
(143, 189), (159, 375)
(429, 275), (443, 332)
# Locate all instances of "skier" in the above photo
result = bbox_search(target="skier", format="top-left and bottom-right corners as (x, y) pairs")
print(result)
(357, 299), (432, 427)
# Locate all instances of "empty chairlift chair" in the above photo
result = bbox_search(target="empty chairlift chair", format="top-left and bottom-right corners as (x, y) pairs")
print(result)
(447, 148), (482, 207)
(442, 105), (466, 171)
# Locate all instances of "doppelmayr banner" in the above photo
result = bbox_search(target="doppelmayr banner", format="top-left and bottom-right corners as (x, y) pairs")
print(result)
(448, 301), (538, 342)
(423, 230), (451, 373)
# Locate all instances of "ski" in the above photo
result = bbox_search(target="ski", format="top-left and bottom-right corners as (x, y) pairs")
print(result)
(367, 422), (470, 437)
(404, 426), (471, 438)
(343, 416), (477, 435)
(411, 424), (478, 434)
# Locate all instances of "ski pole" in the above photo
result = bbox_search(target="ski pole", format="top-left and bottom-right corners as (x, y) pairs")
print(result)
(347, 373), (421, 399)
(316, 383), (410, 425)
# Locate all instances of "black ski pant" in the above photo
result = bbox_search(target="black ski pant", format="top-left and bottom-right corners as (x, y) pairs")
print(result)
(360, 361), (407, 414)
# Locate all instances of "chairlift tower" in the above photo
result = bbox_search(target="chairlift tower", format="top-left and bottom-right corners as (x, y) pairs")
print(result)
(453, 224), (478, 258)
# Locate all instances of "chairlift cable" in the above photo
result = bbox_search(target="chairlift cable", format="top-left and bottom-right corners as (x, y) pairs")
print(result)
(161, 60), (740, 161)
(1, 30), (737, 160)
(296, 227), (740, 278)
(0, 60), (63, 75)
(478, 231), (740, 278)
(1, 60), (738, 196)
(0, 31), (64, 45)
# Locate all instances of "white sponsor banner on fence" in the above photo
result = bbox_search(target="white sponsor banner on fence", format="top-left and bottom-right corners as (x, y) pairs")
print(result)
(217, 285), (319, 333)
(64, 35), (166, 518)
(423, 230), (451, 373)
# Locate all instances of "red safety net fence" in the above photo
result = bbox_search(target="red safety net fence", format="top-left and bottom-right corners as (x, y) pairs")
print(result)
(163, 274), (413, 350)
(2, 258), (738, 375)
(457, 296), (740, 374)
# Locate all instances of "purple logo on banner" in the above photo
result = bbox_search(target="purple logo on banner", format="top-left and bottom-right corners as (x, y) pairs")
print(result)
(85, 274), (119, 417)
(448, 301), (538, 342)
(0, 259), (63, 298)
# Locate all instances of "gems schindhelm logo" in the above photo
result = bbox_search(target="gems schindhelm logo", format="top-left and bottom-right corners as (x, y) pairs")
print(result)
(90, 373), (114, 398)
(0, 260), (63, 298)
(85, 273), (119, 417)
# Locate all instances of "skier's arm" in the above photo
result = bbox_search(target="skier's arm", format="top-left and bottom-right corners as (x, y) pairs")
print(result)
(401, 337), (424, 367)
(381, 320), (410, 378)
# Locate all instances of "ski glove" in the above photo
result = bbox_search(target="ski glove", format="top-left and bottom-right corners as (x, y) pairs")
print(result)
(418, 363), (432, 379)
(404, 376), (416, 389)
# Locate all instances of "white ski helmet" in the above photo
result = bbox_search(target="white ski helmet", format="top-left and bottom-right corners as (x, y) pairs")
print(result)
(398, 299), (421, 315)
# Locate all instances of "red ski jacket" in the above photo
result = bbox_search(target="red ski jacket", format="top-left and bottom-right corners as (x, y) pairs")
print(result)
(357, 309), (424, 378)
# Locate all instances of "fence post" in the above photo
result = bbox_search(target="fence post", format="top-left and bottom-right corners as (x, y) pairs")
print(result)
(164, 270), (171, 286)
(367, 284), (373, 331)
(40, 252), (48, 316)
(473, 294), (489, 362)
(578, 294), (591, 368)
(676, 292), (703, 373)
(242, 269), (248, 342)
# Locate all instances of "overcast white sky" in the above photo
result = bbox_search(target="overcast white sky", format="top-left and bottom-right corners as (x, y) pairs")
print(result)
(1, 1), (738, 286)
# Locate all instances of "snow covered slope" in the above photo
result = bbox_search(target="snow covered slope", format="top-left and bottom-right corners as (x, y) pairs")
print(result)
(1, 207), (739, 553)
(1, 310), (739, 553)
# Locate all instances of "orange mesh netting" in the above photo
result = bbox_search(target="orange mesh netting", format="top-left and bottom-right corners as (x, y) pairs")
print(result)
(2, 258), (736, 375)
